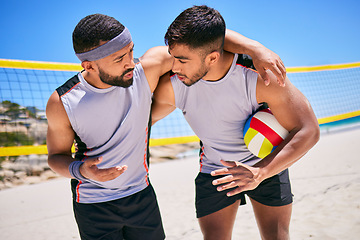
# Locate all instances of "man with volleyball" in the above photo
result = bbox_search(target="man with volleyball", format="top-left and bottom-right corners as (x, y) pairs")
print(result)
(152, 5), (320, 240)
(46, 13), (288, 240)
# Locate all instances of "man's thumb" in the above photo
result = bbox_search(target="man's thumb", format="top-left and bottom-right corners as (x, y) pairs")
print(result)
(85, 156), (102, 166)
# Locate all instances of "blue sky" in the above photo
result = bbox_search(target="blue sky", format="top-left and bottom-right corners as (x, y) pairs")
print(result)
(0, 0), (359, 67)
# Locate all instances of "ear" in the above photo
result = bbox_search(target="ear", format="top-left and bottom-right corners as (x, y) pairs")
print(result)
(206, 51), (220, 65)
(81, 61), (97, 73)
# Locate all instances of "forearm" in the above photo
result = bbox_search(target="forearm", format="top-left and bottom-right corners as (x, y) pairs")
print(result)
(224, 29), (286, 85)
(224, 29), (262, 56)
(48, 154), (76, 179)
(151, 99), (176, 125)
(255, 125), (320, 181)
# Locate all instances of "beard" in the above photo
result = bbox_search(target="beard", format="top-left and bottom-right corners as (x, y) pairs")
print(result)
(98, 67), (134, 88)
(179, 62), (209, 87)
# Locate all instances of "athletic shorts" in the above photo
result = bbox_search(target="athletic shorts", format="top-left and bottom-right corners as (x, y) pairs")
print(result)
(195, 169), (293, 218)
(73, 184), (165, 240)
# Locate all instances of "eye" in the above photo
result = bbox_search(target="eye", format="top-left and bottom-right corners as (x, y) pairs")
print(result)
(179, 60), (186, 64)
(115, 58), (123, 63)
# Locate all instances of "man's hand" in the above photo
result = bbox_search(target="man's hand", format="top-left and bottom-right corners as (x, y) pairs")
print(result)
(252, 46), (286, 87)
(211, 160), (262, 197)
(79, 156), (127, 182)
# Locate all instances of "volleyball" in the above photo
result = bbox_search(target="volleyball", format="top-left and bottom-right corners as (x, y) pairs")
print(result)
(243, 108), (289, 158)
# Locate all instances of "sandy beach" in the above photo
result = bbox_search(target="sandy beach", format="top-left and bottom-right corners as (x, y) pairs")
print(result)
(0, 127), (359, 239)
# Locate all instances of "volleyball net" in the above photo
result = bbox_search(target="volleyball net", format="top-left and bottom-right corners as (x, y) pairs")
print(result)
(0, 59), (359, 157)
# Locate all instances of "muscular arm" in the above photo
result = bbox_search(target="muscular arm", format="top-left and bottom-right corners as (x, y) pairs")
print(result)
(212, 71), (320, 196)
(46, 91), (77, 178)
(139, 46), (173, 93)
(254, 72), (320, 178)
(151, 72), (176, 125)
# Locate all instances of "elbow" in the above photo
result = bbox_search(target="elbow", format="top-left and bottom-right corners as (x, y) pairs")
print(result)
(304, 120), (320, 147)
(314, 124), (320, 144)
(47, 154), (56, 170)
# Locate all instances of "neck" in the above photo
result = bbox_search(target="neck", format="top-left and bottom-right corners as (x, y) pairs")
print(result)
(203, 51), (234, 81)
(81, 71), (112, 89)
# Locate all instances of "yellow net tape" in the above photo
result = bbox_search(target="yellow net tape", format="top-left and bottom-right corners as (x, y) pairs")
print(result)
(0, 59), (82, 72)
(1, 58), (360, 73)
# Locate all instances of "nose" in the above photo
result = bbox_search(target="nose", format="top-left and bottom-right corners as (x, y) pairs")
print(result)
(172, 59), (181, 74)
(125, 51), (135, 69)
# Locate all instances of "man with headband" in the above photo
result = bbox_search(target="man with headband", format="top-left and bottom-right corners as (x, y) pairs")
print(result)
(46, 13), (287, 239)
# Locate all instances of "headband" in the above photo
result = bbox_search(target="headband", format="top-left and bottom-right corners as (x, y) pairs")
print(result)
(75, 27), (132, 62)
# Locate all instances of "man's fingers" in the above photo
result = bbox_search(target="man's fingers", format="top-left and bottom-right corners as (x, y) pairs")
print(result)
(279, 60), (287, 79)
(210, 160), (235, 176)
(220, 160), (238, 167)
(97, 165), (127, 179)
(226, 187), (245, 197)
(115, 165), (128, 174)
(217, 180), (242, 192)
(84, 156), (103, 167)
(212, 174), (234, 185)
(257, 68), (270, 86)
(211, 160), (249, 176)
(268, 64), (286, 87)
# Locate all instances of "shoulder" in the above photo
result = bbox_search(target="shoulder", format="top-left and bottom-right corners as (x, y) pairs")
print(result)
(46, 91), (72, 133)
(256, 74), (297, 106)
(47, 91), (66, 118)
(139, 46), (173, 93)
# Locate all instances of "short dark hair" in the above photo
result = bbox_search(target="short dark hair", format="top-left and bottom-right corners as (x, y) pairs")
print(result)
(72, 14), (125, 54)
(164, 5), (226, 55)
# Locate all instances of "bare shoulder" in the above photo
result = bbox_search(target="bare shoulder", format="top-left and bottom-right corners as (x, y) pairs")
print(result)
(139, 46), (172, 93)
(46, 91), (74, 155)
(46, 91), (71, 127)
(256, 73), (301, 105)
(139, 46), (170, 67)
(256, 72), (318, 130)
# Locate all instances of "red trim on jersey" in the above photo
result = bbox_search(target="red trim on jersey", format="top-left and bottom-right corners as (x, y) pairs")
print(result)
(199, 146), (205, 172)
(143, 127), (149, 185)
(236, 63), (258, 73)
(59, 82), (81, 97)
(75, 151), (91, 203)
(76, 180), (82, 203)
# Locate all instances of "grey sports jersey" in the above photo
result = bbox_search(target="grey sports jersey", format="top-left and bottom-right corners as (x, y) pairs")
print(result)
(171, 54), (261, 174)
(57, 63), (152, 203)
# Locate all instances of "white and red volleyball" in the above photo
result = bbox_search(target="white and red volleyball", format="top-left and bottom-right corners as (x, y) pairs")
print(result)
(243, 108), (289, 158)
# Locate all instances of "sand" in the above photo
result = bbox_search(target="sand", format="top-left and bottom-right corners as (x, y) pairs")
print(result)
(0, 127), (359, 239)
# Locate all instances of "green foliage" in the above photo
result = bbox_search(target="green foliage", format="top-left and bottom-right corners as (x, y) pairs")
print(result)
(1, 100), (40, 119)
(0, 132), (34, 147)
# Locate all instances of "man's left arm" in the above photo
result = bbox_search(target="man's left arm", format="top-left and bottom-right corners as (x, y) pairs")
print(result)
(211, 71), (320, 196)
(224, 29), (286, 86)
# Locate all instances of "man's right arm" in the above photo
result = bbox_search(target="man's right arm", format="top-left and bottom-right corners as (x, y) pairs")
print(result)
(139, 46), (173, 93)
(151, 72), (177, 125)
(46, 91), (77, 178)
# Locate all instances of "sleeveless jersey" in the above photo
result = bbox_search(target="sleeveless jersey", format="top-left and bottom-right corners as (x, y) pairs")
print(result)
(56, 63), (152, 203)
(171, 54), (262, 174)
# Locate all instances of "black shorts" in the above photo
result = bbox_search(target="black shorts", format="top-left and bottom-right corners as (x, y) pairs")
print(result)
(73, 184), (165, 240)
(195, 169), (293, 218)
